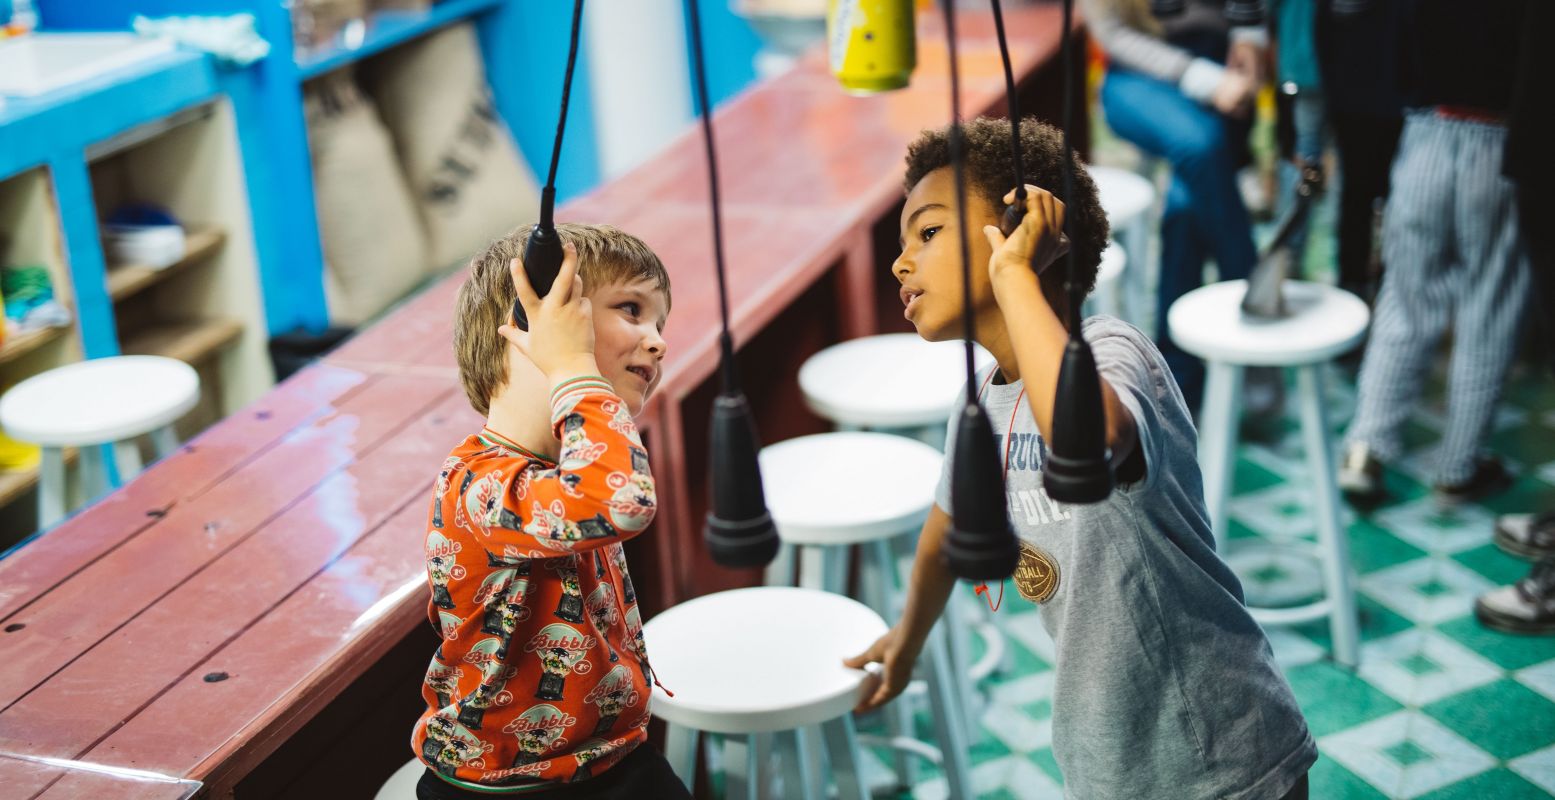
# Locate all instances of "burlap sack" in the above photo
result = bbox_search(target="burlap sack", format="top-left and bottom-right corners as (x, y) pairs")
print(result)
(362, 23), (540, 271)
(305, 70), (430, 326)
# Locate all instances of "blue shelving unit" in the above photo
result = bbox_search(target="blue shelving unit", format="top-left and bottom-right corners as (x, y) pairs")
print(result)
(34, 0), (604, 337)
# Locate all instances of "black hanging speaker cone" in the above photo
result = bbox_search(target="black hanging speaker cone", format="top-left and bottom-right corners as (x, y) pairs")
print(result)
(1042, 336), (1114, 503)
(705, 390), (781, 567)
(941, 402), (1019, 580)
(512, 190), (564, 331)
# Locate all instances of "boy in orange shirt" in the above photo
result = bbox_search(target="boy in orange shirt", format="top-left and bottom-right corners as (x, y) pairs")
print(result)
(412, 224), (690, 799)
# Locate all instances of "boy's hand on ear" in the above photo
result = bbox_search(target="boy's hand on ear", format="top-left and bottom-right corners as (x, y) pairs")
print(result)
(499, 243), (600, 381)
(984, 184), (1069, 289)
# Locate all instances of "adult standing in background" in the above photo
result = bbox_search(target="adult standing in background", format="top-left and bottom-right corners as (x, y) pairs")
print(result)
(1312, 0), (1404, 303)
(1338, 0), (1531, 507)
(1082, 0), (1265, 412)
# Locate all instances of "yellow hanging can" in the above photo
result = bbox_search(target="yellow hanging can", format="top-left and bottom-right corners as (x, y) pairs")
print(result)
(827, 0), (916, 95)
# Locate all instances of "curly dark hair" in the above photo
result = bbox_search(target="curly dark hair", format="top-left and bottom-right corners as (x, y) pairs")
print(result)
(904, 116), (1110, 320)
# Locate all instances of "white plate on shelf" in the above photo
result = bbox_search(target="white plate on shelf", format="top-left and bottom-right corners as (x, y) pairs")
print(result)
(0, 33), (176, 98)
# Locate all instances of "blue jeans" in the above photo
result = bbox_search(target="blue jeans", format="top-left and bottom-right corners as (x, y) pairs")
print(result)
(1100, 68), (1257, 411)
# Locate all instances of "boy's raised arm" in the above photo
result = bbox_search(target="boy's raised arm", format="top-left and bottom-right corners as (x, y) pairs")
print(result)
(461, 382), (656, 557)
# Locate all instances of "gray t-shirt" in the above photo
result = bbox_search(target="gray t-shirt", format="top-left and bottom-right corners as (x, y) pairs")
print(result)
(936, 316), (1316, 800)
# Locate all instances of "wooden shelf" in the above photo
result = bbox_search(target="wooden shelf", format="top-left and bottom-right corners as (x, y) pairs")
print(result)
(120, 318), (243, 364)
(0, 447), (78, 510)
(0, 324), (71, 366)
(295, 0), (505, 79)
(105, 227), (226, 303)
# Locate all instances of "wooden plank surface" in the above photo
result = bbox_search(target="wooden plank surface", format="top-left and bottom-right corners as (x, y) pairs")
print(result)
(0, 373), (449, 715)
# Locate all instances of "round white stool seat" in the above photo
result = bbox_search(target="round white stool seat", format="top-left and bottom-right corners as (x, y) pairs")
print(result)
(0, 355), (199, 446)
(1089, 164), (1155, 227)
(645, 587), (887, 734)
(761, 432), (941, 546)
(1168, 280), (1370, 367)
(798, 334), (993, 429)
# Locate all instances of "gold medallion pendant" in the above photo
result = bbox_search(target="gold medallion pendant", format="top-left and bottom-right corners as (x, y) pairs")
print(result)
(1013, 541), (1061, 604)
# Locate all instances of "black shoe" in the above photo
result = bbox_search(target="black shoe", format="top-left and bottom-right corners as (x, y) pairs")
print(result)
(1475, 559), (1555, 635)
(1434, 457), (1514, 508)
(1339, 443), (1385, 502)
(1494, 511), (1555, 561)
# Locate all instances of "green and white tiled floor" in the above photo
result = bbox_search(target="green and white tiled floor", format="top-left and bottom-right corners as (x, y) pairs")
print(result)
(841, 368), (1555, 799)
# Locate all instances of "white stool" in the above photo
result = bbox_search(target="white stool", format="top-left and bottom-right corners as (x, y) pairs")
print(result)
(374, 758), (422, 800)
(1087, 243), (1126, 319)
(1089, 164), (1157, 325)
(760, 432), (973, 798)
(0, 355), (199, 528)
(647, 587), (890, 800)
(797, 334), (993, 447)
(1168, 280), (1369, 666)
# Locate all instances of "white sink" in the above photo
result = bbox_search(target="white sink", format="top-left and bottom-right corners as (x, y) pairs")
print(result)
(0, 33), (177, 98)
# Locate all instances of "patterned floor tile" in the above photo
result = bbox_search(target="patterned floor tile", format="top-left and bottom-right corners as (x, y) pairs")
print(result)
(1416, 767), (1553, 800)
(1227, 543), (1326, 607)
(1357, 630), (1501, 706)
(1286, 661), (1406, 738)
(909, 752), (1064, 800)
(1422, 679), (1555, 761)
(1359, 558), (1498, 626)
(1349, 519), (1431, 575)
(1516, 659), (1555, 705)
(979, 672), (1055, 754)
(1375, 498), (1496, 557)
(1439, 617), (1555, 672)
(1452, 542), (1540, 589)
(1230, 481), (1356, 541)
(1267, 627), (1329, 670)
(1319, 710), (1496, 799)
(1511, 743), (1555, 796)
(1310, 754), (1393, 800)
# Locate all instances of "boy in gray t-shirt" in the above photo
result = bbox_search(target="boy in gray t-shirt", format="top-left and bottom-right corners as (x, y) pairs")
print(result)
(845, 117), (1316, 799)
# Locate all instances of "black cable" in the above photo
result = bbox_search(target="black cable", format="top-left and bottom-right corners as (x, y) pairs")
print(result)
(942, 0), (979, 405)
(543, 0), (586, 210)
(1059, 0), (1080, 325)
(684, 0), (738, 392)
(989, 0), (1028, 210)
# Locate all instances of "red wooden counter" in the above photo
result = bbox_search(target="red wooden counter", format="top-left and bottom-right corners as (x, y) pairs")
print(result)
(0, 8), (1077, 797)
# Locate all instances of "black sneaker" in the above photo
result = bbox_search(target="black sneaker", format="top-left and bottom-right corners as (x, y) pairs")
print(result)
(1494, 511), (1555, 561)
(1434, 457), (1513, 508)
(1338, 442), (1384, 502)
(1475, 558), (1555, 635)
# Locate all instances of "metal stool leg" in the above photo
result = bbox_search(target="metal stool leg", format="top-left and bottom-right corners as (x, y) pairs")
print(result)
(1198, 361), (1245, 551)
(664, 723), (697, 791)
(1296, 365), (1360, 667)
(924, 623), (975, 800)
(820, 715), (869, 800)
(150, 424), (179, 459)
(37, 446), (66, 529)
(112, 439), (145, 485)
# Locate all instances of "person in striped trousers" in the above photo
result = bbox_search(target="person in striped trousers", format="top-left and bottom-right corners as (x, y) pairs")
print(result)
(1337, 0), (1531, 506)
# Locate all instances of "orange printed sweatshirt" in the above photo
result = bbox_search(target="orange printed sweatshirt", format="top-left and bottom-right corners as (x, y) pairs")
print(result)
(411, 377), (658, 792)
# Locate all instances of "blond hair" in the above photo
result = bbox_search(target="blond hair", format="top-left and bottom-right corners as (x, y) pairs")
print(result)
(455, 223), (671, 415)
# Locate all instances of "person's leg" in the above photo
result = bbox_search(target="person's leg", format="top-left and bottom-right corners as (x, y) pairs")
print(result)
(1520, 183), (1555, 377)
(1158, 176), (1210, 409)
(1343, 114), (1457, 465)
(1101, 69), (1256, 407)
(1435, 120), (1530, 491)
(1331, 110), (1403, 299)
